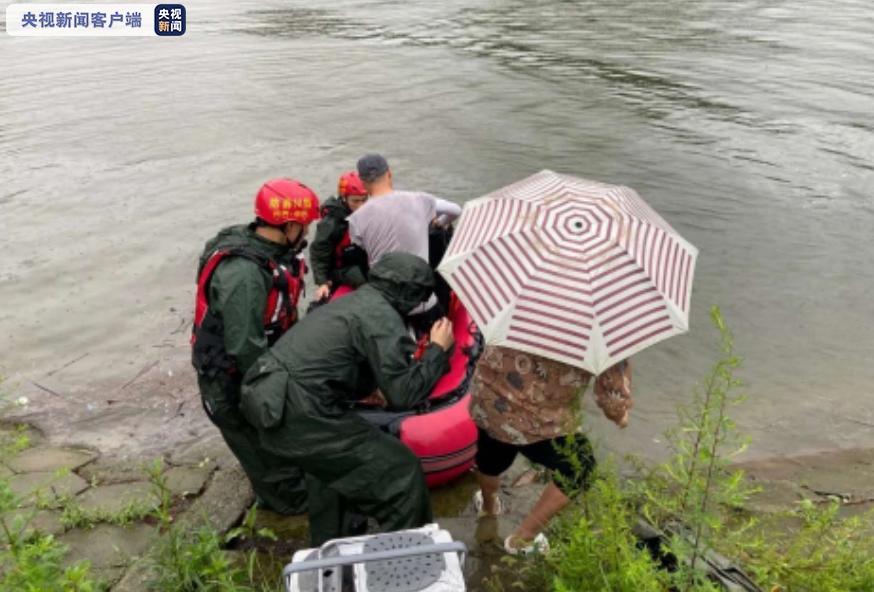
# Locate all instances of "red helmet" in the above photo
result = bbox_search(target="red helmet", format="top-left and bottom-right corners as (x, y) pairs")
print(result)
(254, 178), (320, 226)
(337, 171), (367, 198)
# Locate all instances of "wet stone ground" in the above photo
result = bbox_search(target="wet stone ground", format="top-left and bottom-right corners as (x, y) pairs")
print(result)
(0, 416), (555, 591)
(0, 423), (250, 590)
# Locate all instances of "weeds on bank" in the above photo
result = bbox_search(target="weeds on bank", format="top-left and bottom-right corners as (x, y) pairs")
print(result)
(24, 468), (156, 530)
(151, 525), (257, 592)
(738, 499), (874, 592)
(631, 306), (757, 590)
(148, 458), (249, 591)
(487, 306), (874, 592)
(641, 308), (874, 590)
(0, 378), (282, 592)
(57, 496), (155, 530)
(0, 382), (103, 591)
(146, 459), (281, 592)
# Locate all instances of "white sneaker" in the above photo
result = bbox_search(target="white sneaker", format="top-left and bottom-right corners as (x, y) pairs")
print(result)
(473, 490), (505, 517)
(504, 533), (550, 556)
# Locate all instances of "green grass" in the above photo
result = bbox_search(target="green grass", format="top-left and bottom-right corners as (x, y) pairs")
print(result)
(57, 497), (155, 530)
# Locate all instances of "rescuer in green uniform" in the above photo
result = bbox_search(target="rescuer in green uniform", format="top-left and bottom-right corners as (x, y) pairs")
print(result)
(191, 178), (320, 515)
(240, 252), (455, 544)
(310, 170), (370, 301)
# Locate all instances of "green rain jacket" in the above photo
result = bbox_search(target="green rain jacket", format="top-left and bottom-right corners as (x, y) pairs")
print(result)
(240, 252), (451, 436)
(197, 224), (297, 378)
(196, 225), (309, 516)
(309, 197), (367, 289)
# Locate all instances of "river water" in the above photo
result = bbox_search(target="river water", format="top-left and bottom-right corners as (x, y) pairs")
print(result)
(1, 0), (873, 461)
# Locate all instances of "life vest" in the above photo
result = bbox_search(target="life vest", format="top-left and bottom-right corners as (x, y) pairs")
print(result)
(334, 229), (369, 273)
(191, 246), (304, 378)
(333, 230), (352, 267)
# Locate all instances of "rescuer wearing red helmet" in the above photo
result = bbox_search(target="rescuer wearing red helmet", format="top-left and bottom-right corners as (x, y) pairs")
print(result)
(191, 178), (320, 515)
(310, 171), (370, 302)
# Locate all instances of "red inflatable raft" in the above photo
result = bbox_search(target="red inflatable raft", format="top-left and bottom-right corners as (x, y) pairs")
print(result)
(330, 286), (481, 487)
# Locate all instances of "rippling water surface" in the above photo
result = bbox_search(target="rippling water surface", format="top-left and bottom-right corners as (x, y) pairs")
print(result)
(1, 0), (872, 458)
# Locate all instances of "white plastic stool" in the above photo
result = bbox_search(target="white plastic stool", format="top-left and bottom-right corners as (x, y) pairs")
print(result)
(284, 524), (467, 592)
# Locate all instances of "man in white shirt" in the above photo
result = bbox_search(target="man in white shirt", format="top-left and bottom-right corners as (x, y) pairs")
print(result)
(348, 154), (462, 265)
(348, 154), (462, 324)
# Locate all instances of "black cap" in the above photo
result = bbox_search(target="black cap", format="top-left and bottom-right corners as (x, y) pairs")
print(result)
(357, 154), (389, 183)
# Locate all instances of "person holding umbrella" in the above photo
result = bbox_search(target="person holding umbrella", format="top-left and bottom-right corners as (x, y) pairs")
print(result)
(470, 348), (631, 554)
(437, 170), (698, 554)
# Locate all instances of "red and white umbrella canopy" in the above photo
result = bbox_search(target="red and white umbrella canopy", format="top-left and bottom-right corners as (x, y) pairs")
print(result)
(438, 170), (698, 375)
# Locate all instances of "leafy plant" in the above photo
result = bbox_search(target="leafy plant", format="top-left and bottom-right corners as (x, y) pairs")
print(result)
(225, 505), (277, 546)
(151, 524), (257, 592)
(633, 306), (759, 590)
(552, 470), (670, 592)
(484, 465), (669, 592)
(734, 500), (874, 592)
(0, 520), (101, 592)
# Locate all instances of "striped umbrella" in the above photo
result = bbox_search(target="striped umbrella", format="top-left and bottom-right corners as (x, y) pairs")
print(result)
(437, 170), (698, 375)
